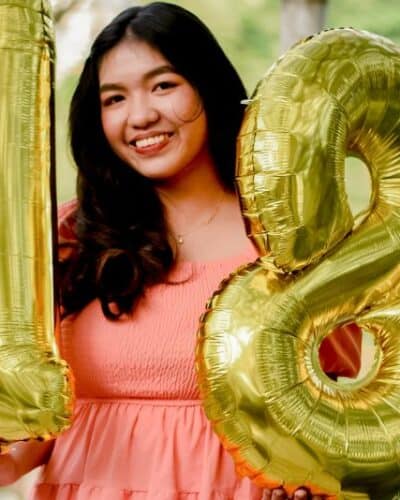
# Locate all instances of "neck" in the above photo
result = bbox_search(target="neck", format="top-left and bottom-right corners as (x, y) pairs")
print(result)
(154, 153), (231, 222)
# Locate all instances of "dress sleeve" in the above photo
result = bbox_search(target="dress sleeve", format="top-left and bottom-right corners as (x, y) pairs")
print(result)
(319, 323), (362, 380)
(57, 199), (78, 261)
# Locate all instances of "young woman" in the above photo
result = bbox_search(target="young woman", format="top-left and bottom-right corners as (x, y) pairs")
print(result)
(0, 3), (360, 499)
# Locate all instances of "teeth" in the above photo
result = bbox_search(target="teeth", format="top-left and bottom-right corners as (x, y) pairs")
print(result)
(134, 134), (169, 148)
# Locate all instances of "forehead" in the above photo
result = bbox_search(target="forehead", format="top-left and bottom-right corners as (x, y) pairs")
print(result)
(98, 38), (171, 83)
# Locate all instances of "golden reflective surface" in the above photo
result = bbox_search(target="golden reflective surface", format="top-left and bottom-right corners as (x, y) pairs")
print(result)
(197, 29), (400, 499)
(0, 0), (73, 444)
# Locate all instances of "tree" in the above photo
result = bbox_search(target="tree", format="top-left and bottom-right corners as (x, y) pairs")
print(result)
(280, 0), (328, 52)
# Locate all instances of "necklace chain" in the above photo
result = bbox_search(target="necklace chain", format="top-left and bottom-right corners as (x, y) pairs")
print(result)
(160, 191), (225, 245)
(175, 197), (224, 244)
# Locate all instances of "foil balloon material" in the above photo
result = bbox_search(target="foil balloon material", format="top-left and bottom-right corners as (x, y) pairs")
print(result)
(0, 0), (73, 444)
(197, 29), (400, 499)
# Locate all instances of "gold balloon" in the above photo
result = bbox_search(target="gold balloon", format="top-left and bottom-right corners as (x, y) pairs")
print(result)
(0, 0), (73, 444)
(197, 29), (400, 499)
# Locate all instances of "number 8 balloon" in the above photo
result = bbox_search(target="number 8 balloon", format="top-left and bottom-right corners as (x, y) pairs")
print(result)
(0, 0), (73, 445)
(197, 29), (400, 499)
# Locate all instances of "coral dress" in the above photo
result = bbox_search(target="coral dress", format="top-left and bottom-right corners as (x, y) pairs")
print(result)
(30, 201), (361, 500)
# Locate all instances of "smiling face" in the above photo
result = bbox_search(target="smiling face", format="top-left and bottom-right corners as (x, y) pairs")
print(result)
(99, 37), (212, 182)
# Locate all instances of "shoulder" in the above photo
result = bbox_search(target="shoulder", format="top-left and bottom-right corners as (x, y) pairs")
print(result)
(58, 199), (78, 241)
(58, 199), (78, 260)
(58, 199), (78, 221)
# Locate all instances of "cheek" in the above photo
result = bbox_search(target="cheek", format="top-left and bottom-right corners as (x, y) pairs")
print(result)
(100, 113), (111, 141)
(195, 113), (208, 143)
(168, 87), (203, 123)
(101, 110), (121, 142)
(183, 112), (208, 155)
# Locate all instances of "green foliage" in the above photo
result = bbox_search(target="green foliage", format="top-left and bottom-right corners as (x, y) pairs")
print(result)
(327, 0), (400, 44)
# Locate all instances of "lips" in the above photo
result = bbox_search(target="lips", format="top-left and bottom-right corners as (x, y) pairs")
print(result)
(129, 132), (173, 152)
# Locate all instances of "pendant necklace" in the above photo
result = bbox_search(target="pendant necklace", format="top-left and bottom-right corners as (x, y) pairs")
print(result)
(173, 194), (225, 245)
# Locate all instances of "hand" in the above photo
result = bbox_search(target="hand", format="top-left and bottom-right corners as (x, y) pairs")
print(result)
(263, 487), (325, 500)
(0, 453), (18, 486)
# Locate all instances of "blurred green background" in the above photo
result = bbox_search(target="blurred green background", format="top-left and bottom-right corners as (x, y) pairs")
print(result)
(2, 0), (399, 498)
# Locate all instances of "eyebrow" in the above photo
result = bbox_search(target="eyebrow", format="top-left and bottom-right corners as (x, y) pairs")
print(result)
(99, 64), (177, 93)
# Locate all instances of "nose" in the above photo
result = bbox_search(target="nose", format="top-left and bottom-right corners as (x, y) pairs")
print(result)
(126, 95), (159, 129)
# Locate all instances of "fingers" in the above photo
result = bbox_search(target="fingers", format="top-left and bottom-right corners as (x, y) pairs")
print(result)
(263, 489), (272, 500)
(272, 489), (287, 500)
(263, 489), (271, 500)
(263, 487), (325, 500)
(293, 489), (309, 499)
(293, 487), (324, 499)
(263, 488), (288, 500)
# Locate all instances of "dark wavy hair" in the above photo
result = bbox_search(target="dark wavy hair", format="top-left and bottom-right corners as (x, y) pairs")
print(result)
(60, 2), (247, 319)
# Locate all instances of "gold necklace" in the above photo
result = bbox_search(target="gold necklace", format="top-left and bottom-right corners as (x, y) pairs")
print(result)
(161, 192), (225, 245)
(175, 197), (224, 245)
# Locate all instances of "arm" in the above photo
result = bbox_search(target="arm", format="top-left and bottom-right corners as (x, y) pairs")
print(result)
(0, 439), (54, 485)
(319, 323), (362, 380)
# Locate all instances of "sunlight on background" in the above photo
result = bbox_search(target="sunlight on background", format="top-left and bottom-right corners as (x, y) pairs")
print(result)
(53, 1), (92, 79)
(1, 0), (399, 497)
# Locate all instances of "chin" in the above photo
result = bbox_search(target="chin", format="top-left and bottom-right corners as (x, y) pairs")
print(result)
(130, 164), (187, 182)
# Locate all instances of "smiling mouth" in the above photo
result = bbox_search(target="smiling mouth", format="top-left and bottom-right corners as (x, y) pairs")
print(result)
(130, 133), (173, 149)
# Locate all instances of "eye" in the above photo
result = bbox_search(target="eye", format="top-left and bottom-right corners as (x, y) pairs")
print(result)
(153, 81), (178, 92)
(101, 94), (124, 107)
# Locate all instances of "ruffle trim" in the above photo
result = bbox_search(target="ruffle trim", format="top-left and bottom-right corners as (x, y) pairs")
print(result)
(32, 483), (261, 500)
(32, 400), (263, 500)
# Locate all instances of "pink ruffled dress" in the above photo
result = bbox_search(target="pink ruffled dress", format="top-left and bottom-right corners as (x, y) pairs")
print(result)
(31, 200), (264, 500)
(31, 200), (361, 499)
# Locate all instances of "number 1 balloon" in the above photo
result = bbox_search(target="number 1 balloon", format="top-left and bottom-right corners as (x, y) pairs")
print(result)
(0, 0), (73, 445)
(197, 29), (400, 499)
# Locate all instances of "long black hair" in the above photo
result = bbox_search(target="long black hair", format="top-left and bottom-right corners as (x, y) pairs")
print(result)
(61, 2), (247, 319)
